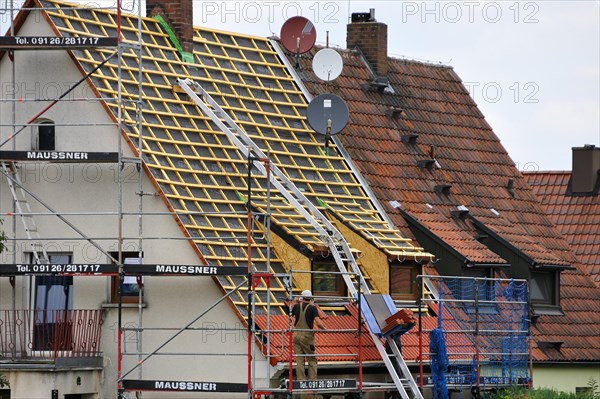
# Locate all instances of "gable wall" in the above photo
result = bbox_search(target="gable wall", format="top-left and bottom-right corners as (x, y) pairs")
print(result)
(0, 11), (267, 398)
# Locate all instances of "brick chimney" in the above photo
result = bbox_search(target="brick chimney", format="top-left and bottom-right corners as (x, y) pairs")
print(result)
(572, 145), (600, 193)
(146, 0), (193, 53)
(347, 9), (388, 76)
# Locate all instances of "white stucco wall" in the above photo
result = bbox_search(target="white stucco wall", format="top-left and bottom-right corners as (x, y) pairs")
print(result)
(0, 10), (268, 399)
(533, 364), (600, 394)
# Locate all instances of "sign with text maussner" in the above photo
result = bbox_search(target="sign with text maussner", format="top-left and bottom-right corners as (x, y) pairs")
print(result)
(0, 36), (118, 49)
(0, 151), (119, 163)
(121, 379), (247, 392)
(122, 264), (247, 276)
(0, 264), (117, 276)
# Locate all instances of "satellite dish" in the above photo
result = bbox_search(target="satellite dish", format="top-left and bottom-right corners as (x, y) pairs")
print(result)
(312, 48), (343, 81)
(280, 16), (316, 54)
(306, 94), (349, 135)
(306, 93), (349, 153)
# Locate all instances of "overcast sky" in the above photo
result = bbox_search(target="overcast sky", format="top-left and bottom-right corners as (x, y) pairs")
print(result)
(2, 1), (598, 170)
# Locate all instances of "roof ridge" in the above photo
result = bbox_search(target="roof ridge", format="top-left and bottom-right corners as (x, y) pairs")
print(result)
(522, 170), (571, 175)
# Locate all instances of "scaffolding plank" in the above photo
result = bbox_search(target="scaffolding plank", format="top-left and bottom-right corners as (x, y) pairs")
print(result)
(0, 36), (118, 49)
(0, 151), (119, 163)
(121, 379), (247, 393)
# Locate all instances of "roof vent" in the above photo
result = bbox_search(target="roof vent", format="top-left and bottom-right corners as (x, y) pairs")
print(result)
(507, 178), (515, 197)
(434, 184), (452, 196)
(451, 205), (470, 220)
(385, 106), (404, 119)
(389, 200), (401, 209)
(363, 76), (390, 92)
(417, 159), (436, 171)
(538, 341), (563, 351)
(401, 133), (419, 145)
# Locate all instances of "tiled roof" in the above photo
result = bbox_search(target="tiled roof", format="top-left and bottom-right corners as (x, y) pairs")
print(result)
(22, 0), (429, 317)
(287, 46), (600, 362)
(524, 171), (600, 285)
(293, 49), (574, 267)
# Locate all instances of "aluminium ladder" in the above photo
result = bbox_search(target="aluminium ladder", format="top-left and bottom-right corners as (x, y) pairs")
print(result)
(178, 78), (423, 399)
(1, 161), (49, 264)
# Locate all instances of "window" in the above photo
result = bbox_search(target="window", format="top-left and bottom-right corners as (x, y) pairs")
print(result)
(34, 254), (72, 351)
(530, 270), (559, 306)
(390, 263), (419, 300)
(463, 268), (495, 302)
(110, 252), (143, 303)
(312, 261), (345, 297)
(32, 120), (55, 150)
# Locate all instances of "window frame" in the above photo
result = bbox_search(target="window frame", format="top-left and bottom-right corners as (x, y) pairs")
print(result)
(109, 251), (144, 304)
(32, 119), (55, 151)
(530, 270), (560, 308)
(311, 260), (346, 298)
(32, 253), (73, 351)
(389, 262), (420, 301)
(463, 267), (496, 302)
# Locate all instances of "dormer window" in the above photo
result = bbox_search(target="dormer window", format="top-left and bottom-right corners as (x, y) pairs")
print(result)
(389, 262), (419, 301)
(530, 270), (559, 308)
(32, 120), (55, 150)
(312, 261), (345, 298)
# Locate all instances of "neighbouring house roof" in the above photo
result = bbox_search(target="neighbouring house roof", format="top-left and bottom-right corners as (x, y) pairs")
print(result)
(524, 171), (600, 285)
(4, 0), (431, 322)
(286, 46), (600, 362)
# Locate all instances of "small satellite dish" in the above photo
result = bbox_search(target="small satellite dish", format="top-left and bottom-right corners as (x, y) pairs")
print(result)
(280, 16), (316, 54)
(312, 48), (343, 81)
(306, 93), (349, 153)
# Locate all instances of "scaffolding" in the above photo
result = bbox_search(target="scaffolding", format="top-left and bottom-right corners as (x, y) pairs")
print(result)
(418, 275), (531, 397)
(0, 2), (434, 399)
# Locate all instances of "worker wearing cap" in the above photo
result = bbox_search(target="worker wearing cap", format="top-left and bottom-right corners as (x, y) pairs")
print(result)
(292, 289), (326, 380)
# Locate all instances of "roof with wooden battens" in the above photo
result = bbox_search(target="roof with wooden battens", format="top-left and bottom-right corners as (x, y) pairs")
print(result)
(284, 45), (600, 362)
(5, 0), (431, 317)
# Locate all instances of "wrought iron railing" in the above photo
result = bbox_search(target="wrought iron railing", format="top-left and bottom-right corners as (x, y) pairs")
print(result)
(0, 309), (103, 360)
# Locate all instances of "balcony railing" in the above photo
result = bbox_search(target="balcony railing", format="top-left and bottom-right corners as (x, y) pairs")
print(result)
(0, 309), (103, 361)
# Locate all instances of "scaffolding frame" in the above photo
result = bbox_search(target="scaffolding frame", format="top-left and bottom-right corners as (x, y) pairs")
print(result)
(417, 275), (531, 396)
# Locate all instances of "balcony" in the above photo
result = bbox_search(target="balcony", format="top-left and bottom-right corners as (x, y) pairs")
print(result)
(0, 309), (103, 362)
